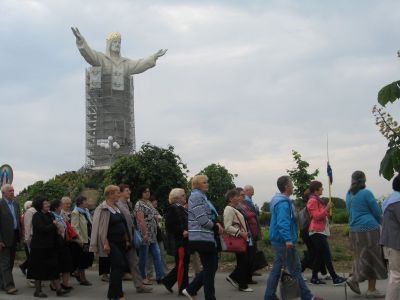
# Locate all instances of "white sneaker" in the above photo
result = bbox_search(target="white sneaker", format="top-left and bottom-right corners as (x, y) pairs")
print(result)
(320, 274), (331, 280)
(226, 276), (239, 289)
(301, 273), (308, 281)
(366, 289), (385, 298)
(27, 280), (35, 288)
(182, 289), (196, 300)
(239, 287), (254, 292)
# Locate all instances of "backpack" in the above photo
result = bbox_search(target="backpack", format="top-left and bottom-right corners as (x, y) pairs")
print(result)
(298, 206), (311, 232)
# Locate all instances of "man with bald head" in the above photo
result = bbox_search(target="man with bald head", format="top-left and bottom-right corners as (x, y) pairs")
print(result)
(0, 184), (21, 295)
(244, 185), (257, 212)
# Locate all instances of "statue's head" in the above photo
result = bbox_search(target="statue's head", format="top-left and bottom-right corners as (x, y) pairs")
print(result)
(106, 32), (121, 56)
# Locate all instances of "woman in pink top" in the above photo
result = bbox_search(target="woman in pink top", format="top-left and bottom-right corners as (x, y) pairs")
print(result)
(306, 181), (346, 285)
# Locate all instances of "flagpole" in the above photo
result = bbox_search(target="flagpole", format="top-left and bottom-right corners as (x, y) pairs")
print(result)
(327, 135), (333, 216)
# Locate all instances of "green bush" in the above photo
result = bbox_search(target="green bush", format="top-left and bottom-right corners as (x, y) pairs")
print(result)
(342, 224), (350, 236)
(263, 227), (270, 244)
(322, 197), (346, 209)
(331, 244), (352, 261)
(259, 212), (271, 226)
(332, 209), (349, 224)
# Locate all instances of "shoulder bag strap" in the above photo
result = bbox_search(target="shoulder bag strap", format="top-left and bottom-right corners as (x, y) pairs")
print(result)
(233, 209), (246, 231)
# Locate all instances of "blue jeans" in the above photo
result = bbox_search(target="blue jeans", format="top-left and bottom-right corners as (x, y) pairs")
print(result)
(264, 245), (313, 300)
(139, 242), (165, 280)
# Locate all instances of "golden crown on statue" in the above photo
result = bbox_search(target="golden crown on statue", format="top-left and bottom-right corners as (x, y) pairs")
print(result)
(107, 32), (121, 42)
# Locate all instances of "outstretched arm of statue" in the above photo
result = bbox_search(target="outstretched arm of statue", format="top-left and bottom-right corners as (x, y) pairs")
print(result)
(127, 49), (167, 75)
(155, 49), (168, 59)
(71, 27), (85, 45)
(71, 26), (101, 67)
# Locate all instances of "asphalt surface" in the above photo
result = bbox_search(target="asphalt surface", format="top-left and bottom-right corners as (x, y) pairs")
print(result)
(1, 269), (389, 300)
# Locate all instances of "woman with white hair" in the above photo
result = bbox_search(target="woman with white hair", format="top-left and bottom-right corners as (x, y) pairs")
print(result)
(19, 201), (33, 278)
(162, 188), (189, 295)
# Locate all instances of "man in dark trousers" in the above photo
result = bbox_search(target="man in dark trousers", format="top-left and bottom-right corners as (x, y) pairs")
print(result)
(0, 184), (20, 295)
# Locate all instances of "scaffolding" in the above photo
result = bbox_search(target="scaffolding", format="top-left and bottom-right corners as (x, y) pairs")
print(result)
(85, 67), (136, 169)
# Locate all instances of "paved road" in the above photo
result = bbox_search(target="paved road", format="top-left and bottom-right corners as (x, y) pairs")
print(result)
(1, 269), (389, 300)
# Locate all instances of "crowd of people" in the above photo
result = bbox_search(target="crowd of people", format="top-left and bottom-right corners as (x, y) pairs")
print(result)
(0, 170), (398, 300)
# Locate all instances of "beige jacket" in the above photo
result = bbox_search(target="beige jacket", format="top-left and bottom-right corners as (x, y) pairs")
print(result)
(23, 207), (37, 245)
(89, 201), (111, 257)
(116, 200), (133, 240)
(223, 206), (247, 237)
(71, 209), (90, 244)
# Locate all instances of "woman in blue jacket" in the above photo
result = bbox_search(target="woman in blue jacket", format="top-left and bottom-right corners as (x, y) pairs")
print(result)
(345, 171), (387, 298)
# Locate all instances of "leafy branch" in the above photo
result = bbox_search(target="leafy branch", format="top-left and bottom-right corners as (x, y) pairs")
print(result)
(373, 65), (400, 180)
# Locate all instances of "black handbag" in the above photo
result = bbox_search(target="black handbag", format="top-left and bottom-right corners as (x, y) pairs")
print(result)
(253, 250), (268, 271)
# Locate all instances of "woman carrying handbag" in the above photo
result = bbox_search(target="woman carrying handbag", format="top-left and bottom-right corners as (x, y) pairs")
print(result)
(223, 189), (253, 292)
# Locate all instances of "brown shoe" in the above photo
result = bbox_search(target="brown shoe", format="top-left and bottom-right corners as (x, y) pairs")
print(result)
(6, 287), (18, 295)
(101, 274), (109, 282)
(122, 273), (133, 281)
(142, 279), (153, 285)
(313, 297), (324, 300)
(80, 280), (92, 286)
(136, 285), (153, 293)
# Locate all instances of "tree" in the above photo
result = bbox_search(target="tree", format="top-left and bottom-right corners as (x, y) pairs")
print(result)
(372, 102), (400, 180)
(17, 179), (69, 207)
(321, 197), (346, 208)
(196, 163), (236, 214)
(286, 150), (319, 207)
(104, 143), (188, 213)
(372, 55), (400, 180)
(261, 201), (270, 212)
(16, 170), (103, 207)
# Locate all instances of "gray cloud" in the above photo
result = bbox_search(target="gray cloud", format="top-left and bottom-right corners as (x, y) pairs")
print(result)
(1, 0), (399, 205)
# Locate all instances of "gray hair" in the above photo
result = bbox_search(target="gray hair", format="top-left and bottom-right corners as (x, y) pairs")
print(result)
(1, 184), (12, 194)
(24, 201), (33, 210)
(169, 188), (185, 204)
(244, 185), (254, 192)
(61, 196), (72, 204)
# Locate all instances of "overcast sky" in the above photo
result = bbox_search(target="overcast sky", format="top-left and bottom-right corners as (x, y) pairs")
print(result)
(1, 0), (400, 206)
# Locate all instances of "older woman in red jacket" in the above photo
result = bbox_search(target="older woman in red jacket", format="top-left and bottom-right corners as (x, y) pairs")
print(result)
(306, 181), (346, 285)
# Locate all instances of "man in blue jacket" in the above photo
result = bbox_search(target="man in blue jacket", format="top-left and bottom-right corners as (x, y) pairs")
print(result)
(264, 176), (322, 300)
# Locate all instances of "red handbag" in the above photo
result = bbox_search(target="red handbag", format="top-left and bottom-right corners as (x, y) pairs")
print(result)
(220, 210), (247, 253)
(66, 222), (78, 241)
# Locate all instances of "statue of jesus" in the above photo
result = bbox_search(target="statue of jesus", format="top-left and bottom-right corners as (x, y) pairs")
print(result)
(71, 27), (167, 168)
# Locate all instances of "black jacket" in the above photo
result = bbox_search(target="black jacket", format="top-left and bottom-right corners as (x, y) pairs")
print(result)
(165, 203), (188, 247)
(30, 211), (58, 249)
(0, 198), (21, 247)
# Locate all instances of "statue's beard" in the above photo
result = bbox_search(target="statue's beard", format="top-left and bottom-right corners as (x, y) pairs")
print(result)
(110, 49), (120, 57)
